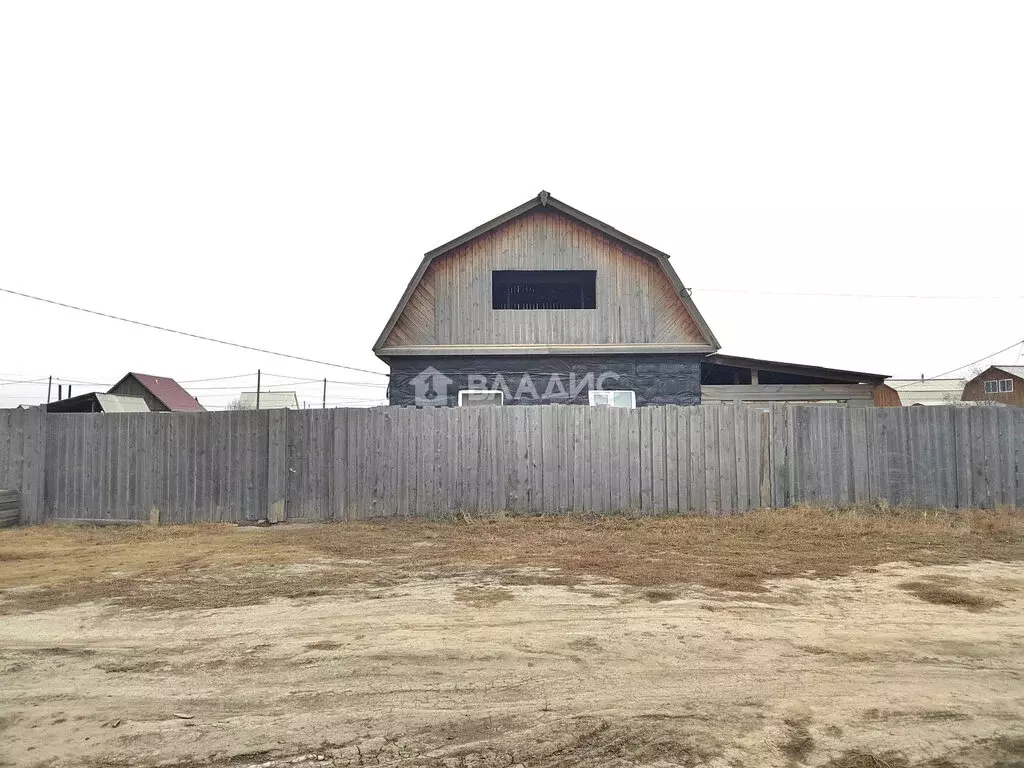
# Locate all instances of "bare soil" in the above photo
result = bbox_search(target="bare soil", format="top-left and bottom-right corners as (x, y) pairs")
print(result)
(1, 509), (1023, 767)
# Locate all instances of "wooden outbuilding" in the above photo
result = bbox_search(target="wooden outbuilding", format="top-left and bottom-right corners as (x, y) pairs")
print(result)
(45, 393), (150, 414)
(107, 373), (205, 412)
(961, 365), (1024, 407)
(700, 354), (899, 406)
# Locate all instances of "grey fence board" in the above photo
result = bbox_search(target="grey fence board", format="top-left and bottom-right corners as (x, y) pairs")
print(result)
(688, 407), (706, 512)
(0, 404), (1021, 525)
(0, 489), (20, 527)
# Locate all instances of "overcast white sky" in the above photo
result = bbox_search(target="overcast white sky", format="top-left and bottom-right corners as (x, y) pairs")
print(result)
(1, 2), (1022, 408)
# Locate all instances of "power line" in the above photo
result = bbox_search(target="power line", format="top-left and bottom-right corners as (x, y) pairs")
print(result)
(179, 372), (256, 384)
(325, 378), (388, 388)
(257, 376), (323, 385)
(895, 336), (1024, 387)
(693, 287), (1024, 300)
(0, 377), (48, 387)
(52, 378), (110, 387)
(0, 286), (389, 378)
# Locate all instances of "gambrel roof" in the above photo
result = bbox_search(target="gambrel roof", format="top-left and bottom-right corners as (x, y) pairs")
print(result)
(374, 191), (720, 355)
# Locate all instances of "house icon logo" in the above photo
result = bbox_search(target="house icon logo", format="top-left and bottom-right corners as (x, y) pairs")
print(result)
(410, 366), (453, 407)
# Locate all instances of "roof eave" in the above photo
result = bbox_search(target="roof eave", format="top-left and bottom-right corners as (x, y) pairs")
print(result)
(706, 354), (889, 383)
(378, 343), (718, 357)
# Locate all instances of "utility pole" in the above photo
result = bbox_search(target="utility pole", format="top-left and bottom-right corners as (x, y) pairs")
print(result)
(46, 376), (52, 404)
(256, 369), (261, 410)
(322, 378), (327, 409)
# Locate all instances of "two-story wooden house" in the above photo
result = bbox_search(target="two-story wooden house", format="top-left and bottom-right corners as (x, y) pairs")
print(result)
(374, 191), (720, 407)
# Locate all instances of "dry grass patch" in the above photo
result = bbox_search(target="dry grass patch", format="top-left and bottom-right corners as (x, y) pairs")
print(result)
(97, 659), (163, 673)
(454, 586), (514, 608)
(642, 589), (680, 603)
(781, 717), (814, 761)
(567, 636), (601, 651)
(822, 752), (969, 768)
(0, 507), (1022, 613)
(899, 580), (1001, 611)
(304, 640), (343, 651)
(822, 753), (910, 768)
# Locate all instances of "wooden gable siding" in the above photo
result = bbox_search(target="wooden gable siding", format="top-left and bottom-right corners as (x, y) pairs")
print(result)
(109, 376), (167, 412)
(383, 209), (706, 350)
(383, 266), (437, 347)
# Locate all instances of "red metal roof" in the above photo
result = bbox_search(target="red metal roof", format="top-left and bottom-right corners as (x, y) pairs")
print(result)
(122, 373), (206, 412)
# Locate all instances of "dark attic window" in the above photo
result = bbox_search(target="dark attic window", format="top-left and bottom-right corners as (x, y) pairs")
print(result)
(492, 270), (597, 310)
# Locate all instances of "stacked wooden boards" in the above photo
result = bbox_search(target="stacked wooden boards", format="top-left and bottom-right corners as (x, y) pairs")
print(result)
(0, 489), (19, 527)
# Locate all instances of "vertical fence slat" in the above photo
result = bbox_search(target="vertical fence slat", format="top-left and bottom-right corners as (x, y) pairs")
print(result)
(718, 406), (736, 513)
(703, 407), (721, 512)
(3, 404), (1022, 525)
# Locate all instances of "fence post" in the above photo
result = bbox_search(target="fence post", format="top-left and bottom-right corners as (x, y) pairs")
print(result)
(20, 408), (47, 524)
(267, 410), (288, 523)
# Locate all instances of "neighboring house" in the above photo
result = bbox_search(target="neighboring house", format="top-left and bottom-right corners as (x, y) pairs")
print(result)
(375, 191), (720, 407)
(46, 393), (150, 414)
(701, 354), (900, 406)
(962, 365), (1024, 407)
(237, 391), (300, 410)
(107, 373), (205, 412)
(887, 378), (965, 406)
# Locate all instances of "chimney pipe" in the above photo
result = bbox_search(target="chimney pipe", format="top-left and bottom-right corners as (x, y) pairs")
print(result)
(58, 384), (63, 400)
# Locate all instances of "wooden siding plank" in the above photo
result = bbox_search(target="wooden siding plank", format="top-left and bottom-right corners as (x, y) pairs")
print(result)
(383, 209), (709, 352)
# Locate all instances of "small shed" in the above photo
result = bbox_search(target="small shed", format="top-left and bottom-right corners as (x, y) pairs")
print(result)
(887, 378), (966, 406)
(700, 354), (899, 406)
(46, 393), (151, 414)
(237, 391), (300, 410)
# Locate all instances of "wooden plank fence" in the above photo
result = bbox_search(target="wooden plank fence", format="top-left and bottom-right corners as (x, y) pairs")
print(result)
(0, 404), (1021, 525)
(0, 490), (20, 527)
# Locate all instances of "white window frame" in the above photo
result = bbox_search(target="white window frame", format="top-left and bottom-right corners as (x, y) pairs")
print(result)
(1000, 378), (1014, 393)
(457, 389), (504, 407)
(588, 390), (637, 409)
(984, 380), (999, 394)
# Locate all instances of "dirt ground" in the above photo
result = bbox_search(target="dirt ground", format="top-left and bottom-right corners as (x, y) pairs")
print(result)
(1, 510), (1023, 768)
